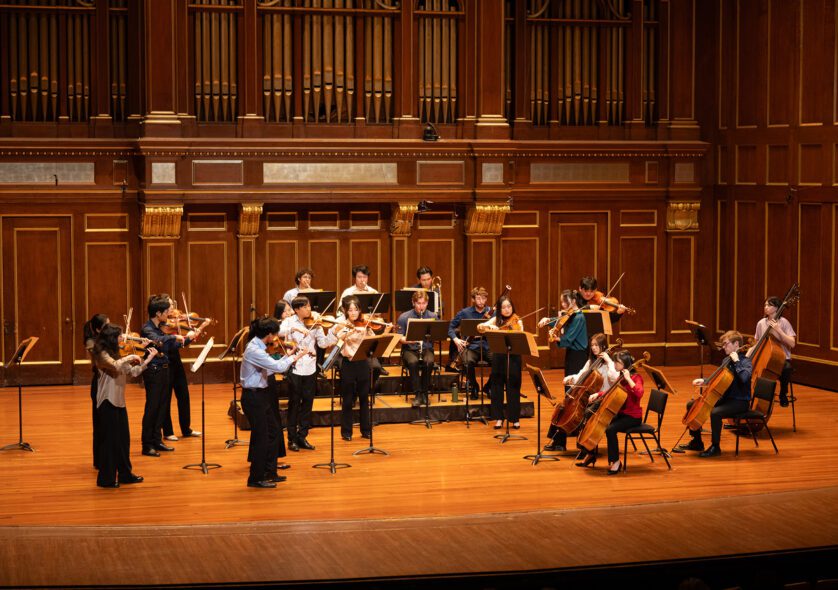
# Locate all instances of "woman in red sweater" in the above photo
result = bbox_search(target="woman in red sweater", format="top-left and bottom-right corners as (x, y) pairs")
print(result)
(600, 349), (644, 475)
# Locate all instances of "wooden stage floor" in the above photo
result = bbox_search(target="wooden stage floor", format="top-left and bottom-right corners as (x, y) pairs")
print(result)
(1, 366), (837, 587)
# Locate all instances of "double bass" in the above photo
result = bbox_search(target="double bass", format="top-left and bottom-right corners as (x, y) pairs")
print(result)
(746, 283), (800, 427)
(550, 338), (623, 436)
(577, 352), (650, 452)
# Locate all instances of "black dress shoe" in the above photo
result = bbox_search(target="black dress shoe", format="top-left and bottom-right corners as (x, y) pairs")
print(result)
(277, 463), (291, 470)
(142, 447), (160, 457)
(118, 474), (144, 484)
(543, 443), (566, 452)
(287, 441), (300, 452)
(267, 475), (287, 483)
(779, 399), (790, 407)
(411, 396), (422, 408)
(153, 443), (174, 452)
(469, 392), (479, 400)
(298, 438), (315, 450)
(97, 481), (119, 488)
(247, 480), (277, 488)
(699, 445), (722, 458)
(341, 435), (352, 441)
(379, 368), (390, 376)
(678, 439), (705, 452)
(361, 433), (371, 439)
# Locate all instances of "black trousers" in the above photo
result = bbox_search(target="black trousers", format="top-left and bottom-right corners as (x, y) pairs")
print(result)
(688, 397), (750, 447)
(490, 353), (522, 422)
(778, 360), (793, 403)
(402, 347), (435, 395)
(97, 400), (132, 486)
(605, 414), (642, 463)
(459, 347), (492, 394)
(90, 372), (100, 469)
(340, 358), (371, 437)
(241, 387), (278, 484)
(141, 364), (170, 448)
(564, 348), (589, 385)
(287, 373), (317, 441)
(162, 357), (193, 437)
(546, 423), (569, 448)
(265, 375), (287, 467)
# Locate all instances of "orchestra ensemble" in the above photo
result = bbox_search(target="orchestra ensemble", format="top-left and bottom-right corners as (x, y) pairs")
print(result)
(82, 266), (798, 489)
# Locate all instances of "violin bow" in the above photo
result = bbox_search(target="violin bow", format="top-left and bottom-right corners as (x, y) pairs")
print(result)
(181, 291), (195, 331)
(603, 272), (625, 300)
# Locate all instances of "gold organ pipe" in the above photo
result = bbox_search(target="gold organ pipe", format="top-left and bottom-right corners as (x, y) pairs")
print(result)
(334, 0), (344, 123)
(313, 0), (322, 121)
(345, 1), (353, 121)
(304, 1), (311, 120)
(323, 0), (333, 122)
(51, 11), (58, 119)
(364, 8), (371, 120)
(382, 2), (391, 121)
(283, 7), (292, 121)
(372, 14), (381, 122)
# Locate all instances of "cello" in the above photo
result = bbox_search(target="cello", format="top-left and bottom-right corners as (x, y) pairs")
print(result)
(681, 341), (751, 432)
(550, 338), (623, 437)
(746, 283), (800, 427)
(577, 351), (649, 452)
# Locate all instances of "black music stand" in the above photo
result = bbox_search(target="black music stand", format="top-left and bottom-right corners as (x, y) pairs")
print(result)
(395, 289), (440, 315)
(184, 338), (222, 474)
(353, 333), (400, 456)
(313, 355), (352, 474)
(523, 365), (560, 465)
(484, 331), (534, 444)
(686, 320), (710, 380)
(352, 293), (391, 316)
(457, 319), (489, 427)
(305, 291), (338, 315)
(406, 319), (449, 429)
(218, 327), (248, 448)
(582, 309), (613, 337)
(2, 337), (38, 452)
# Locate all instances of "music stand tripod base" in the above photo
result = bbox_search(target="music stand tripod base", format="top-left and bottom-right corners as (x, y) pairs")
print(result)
(353, 333), (398, 457)
(184, 338), (222, 475)
(313, 365), (352, 473)
(1, 441), (33, 452)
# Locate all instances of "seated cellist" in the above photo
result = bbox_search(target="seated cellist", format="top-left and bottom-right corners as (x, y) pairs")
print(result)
(543, 333), (617, 452)
(575, 350), (645, 475)
(681, 330), (753, 457)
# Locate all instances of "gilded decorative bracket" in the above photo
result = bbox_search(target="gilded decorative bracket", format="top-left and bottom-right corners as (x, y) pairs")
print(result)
(390, 202), (419, 236)
(140, 204), (183, 239)
(238, 203), (263, 238)
(464, 202), (510, 236)
(666, 201), (701, 232)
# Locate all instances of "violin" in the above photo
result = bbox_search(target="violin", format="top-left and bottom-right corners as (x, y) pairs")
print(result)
(303, 312), (340, 330)
(357, 314), (393, 333)
(118, 333), (150, 358)
(588, 291), (636, 315)
(546, 309), (579, 342)
(266, 335), (296, 356)
(498, 313), (522, 331)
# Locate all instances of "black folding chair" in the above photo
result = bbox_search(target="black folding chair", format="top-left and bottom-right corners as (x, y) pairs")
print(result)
(732, 377), (779, 456)
(622, 388), (672, 472)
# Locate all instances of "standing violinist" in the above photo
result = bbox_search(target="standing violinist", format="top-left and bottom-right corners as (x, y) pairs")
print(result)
(140, 295), (201, 457)
(448, 287), (493, 399)
(478, 296), (524, 429)
(544, 333), (618, 452)
(240, 317), (309, 488)
(748, 296), (796, 407)
(576, 276), (627, 324)
(279, 296), (336, 451)
(266, 300), (295, 470)
(283, 268), (317, 305)
(538, 289), (588, 381)
(83, 313), (110, 470)
(161, 295), (211, 444)
(330, 296), (375, 441)
(681, 330), (753, 457)
(397, 290), (438, 408)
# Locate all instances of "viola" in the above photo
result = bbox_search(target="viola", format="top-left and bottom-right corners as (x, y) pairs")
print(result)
(589, 291), (636, 315)
(550, 339), (622, 434)
(547, 309), (579, 342)
(577, 351), (649, 451)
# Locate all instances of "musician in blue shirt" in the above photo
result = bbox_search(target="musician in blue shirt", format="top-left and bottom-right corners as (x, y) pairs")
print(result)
(448, 286), (493, 399)
(240, 317), (308, 488)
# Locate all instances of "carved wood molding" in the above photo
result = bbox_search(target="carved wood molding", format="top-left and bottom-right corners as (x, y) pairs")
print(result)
(389, 202), (418, 236)
(666, 201), (701, 232)
(464, 202), (510, 236)
(238, 202), (263, 238)
(140, 204), (183, 239)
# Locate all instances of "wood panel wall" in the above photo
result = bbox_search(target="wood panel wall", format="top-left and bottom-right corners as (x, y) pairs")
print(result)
(1, 1), (836, 392)
(699, 0), (838, 387)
